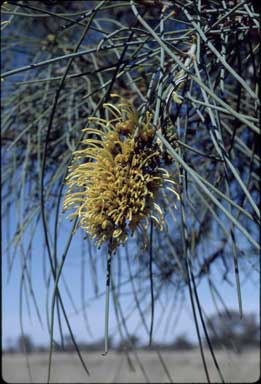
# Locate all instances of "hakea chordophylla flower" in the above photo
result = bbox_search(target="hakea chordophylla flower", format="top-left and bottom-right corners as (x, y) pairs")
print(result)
(63, 98), (179, 250)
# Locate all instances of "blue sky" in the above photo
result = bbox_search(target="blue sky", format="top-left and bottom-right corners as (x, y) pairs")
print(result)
(1, 0), (259, 354)
(2, 207), (259, 349)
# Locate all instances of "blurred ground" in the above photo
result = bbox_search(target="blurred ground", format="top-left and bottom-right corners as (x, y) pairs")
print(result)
(2, 348), (259, 383)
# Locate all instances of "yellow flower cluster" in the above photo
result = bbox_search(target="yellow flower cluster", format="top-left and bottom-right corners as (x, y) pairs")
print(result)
(63, 98), (179, 250)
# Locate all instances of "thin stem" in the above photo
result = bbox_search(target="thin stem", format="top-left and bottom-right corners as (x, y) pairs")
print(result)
(102, 244), (113, 356)
(149, 220), (154, 346)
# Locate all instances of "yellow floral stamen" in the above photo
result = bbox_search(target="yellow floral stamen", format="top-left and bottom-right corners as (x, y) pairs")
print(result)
(63, 97), (179, 250)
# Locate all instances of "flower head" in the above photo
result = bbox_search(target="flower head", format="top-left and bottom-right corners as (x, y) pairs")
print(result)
(63, 98), (179, 250)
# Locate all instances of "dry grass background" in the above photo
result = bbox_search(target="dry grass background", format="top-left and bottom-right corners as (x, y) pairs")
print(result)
(3, 349), (260, 383)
